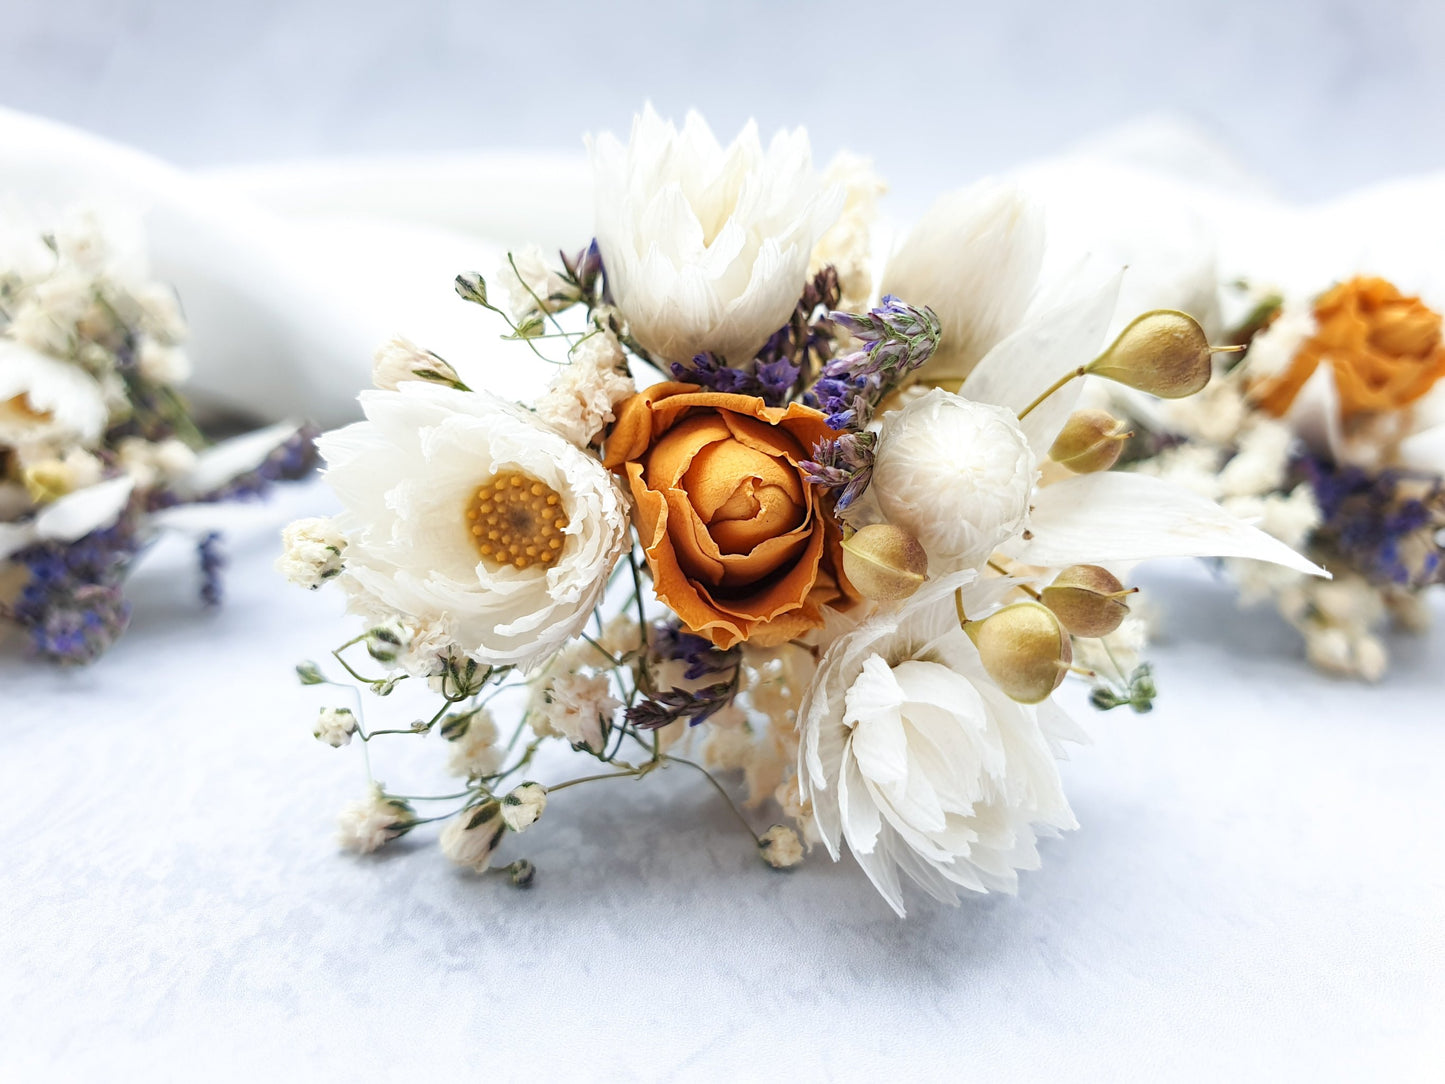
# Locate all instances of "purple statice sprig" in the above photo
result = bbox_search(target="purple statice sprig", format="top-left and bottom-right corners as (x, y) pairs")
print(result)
(626, 623), (742, 729)
(1296, 454), (1444, 589)
(805, 295), (941, 431)
(802, 430), (876, 512)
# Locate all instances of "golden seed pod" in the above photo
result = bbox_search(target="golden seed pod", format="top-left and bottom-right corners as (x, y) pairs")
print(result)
(841, 523), (929, 601)
(1040, 564), (1135, 638)
(1048, 409), (1131, 473)
(1086, 309), (1213, 398)
(964, 601), (1072, 704)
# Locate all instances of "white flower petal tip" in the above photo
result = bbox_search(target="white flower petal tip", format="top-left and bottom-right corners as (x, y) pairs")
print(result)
(881, 180), (1046, 385)
(1000, 470), (1329, 578)
(590, 105), (843, 366)
(177, 421), (303, 498)
(961, 270), (1125, 456)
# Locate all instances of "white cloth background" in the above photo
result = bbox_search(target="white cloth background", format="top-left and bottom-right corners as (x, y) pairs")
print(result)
(3, 107), (1445, 1079)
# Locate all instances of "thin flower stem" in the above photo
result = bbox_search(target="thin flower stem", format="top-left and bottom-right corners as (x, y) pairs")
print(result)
(579, 631), (622, 668)
(548, 768), (644, 793)
(508, 251), (573, 339)
(384, 790), (477, 802)
(1016, 367), (1086, 421)
(663, 755), (760, 845)
(986, 558), (1042, 600)
(954, 586), (970, 629)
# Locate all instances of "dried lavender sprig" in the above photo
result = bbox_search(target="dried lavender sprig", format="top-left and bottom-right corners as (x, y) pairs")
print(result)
(805, 295), (940, 430)
(801, 430), (876, 511)
(670, 353), (801, 408)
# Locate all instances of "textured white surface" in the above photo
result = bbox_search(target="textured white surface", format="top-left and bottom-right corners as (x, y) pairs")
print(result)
(2, 480), (1442, 1080)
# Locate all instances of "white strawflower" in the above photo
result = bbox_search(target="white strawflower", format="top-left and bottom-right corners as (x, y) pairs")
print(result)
(136, 339), (192, 385)
(799, 574), (1080, 915)
(501, 782), (547, 832)
(872, 389), (1037, 571)
(371, 335), (461, 391)
(0, 342), (109, 449)
(880, 180), (1045, 385)
(589, 106), (843, 366)
(318, 383), (630, 672)
(530, 669), (620, 753)
(313, 706), (358, 747)
(336, 784), (415, 854)
(499, 244), (579, 320)
(276, 516), (347, 590)
(439, 803), (506, 872)
(758, 824), (805, 869)
(810, 151), (886, 310)
(534, 329), (635, 447)
(444, 708), (502, 778)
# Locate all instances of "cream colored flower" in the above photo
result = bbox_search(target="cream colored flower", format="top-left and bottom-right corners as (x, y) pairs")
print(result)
(444, 708), (502, 778)
(499, 244), (579, 321)
(529, 669), (619, 753)
(590, 106), (843, 366)
(872, 389), (1036, 572)
(758, 824), (805, 869)
(439, 802), (505, 872)
(0, 342), (109, 450)
(336, 784), (415, 854)
(501, 782), (547, 832)
(371, 335), (461, 391)
(318, 383), (630, 672)
(277, 516), (347, 590)
(534, 329), (635, 447)
(313, 707), (357, 748)
(799, 574), (1082, 915)
(136, 338), (191, 385)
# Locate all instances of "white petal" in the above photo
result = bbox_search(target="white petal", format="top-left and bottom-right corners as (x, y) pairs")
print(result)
(1284, 364), (1344, 462)
(33, 476), (135, 543)
(960, 270), (1123, 456)
(0, 521), (39, 561)
(1398, 422), (1445, 473)
(177, 421), (302, 498)
(999, 470), (1327, 576)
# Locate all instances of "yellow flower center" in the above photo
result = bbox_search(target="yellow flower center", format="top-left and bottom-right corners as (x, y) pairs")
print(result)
(2, 394), (54, 423)
(465, 470), (568, 571)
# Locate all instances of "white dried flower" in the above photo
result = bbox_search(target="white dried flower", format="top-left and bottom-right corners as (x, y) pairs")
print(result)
(0, 342), (109, 449)
(810, 151), (886, 310)
(443, 708), (502, 778)
(880, 180), (1045, 385)
(530, 669), (620, 753)
(336, 784), (415, 854)
(19, 447), (103, 503)
(1217, 420), (1294, 498)
(8, 274), (95, 356)
(130, 282), (189, 344)
(590, 106), (843, 366)
(499, 244), (579, 320)
(313, 706), (357, 747)
(534, 329), (635, 447)
(371, 335), (461, 391)
(799, 574), (1081, 915)
(276, 516), (347, 590)
(872, 389), (1037, 571)
(398, 615), (464, 679)
(439, 802), (506, 872)
(501, 782), (548, 832)
(1241, 303), (1315, 382)
(135, 339), (192, 385)
(115, 436), (198, 490)
(758, 824), (805, 869)
(317, 384), (630, 672)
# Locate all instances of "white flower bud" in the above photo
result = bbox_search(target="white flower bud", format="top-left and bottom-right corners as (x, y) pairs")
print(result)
(276, 516), (346, 590)
(371, 336), (462, 391)
(758, 824), (804, 869)
(313, 706), (357, 747)
(439, 801), (506, 872)
(501, 782), (548, 832)
(336, 783), (415, 854)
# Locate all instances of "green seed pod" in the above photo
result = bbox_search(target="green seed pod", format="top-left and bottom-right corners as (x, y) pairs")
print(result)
(1048, 408), (1131, 473)
(1041, 564), (1134, 638)
(841, 523), (929, 601)
(964, 601), (1072, 704)
(1086, 309), (1213, 398)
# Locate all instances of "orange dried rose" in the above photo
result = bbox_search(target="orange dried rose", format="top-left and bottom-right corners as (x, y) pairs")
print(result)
(1254, 276), (1445, 418)
(603, 382), (855, 649)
